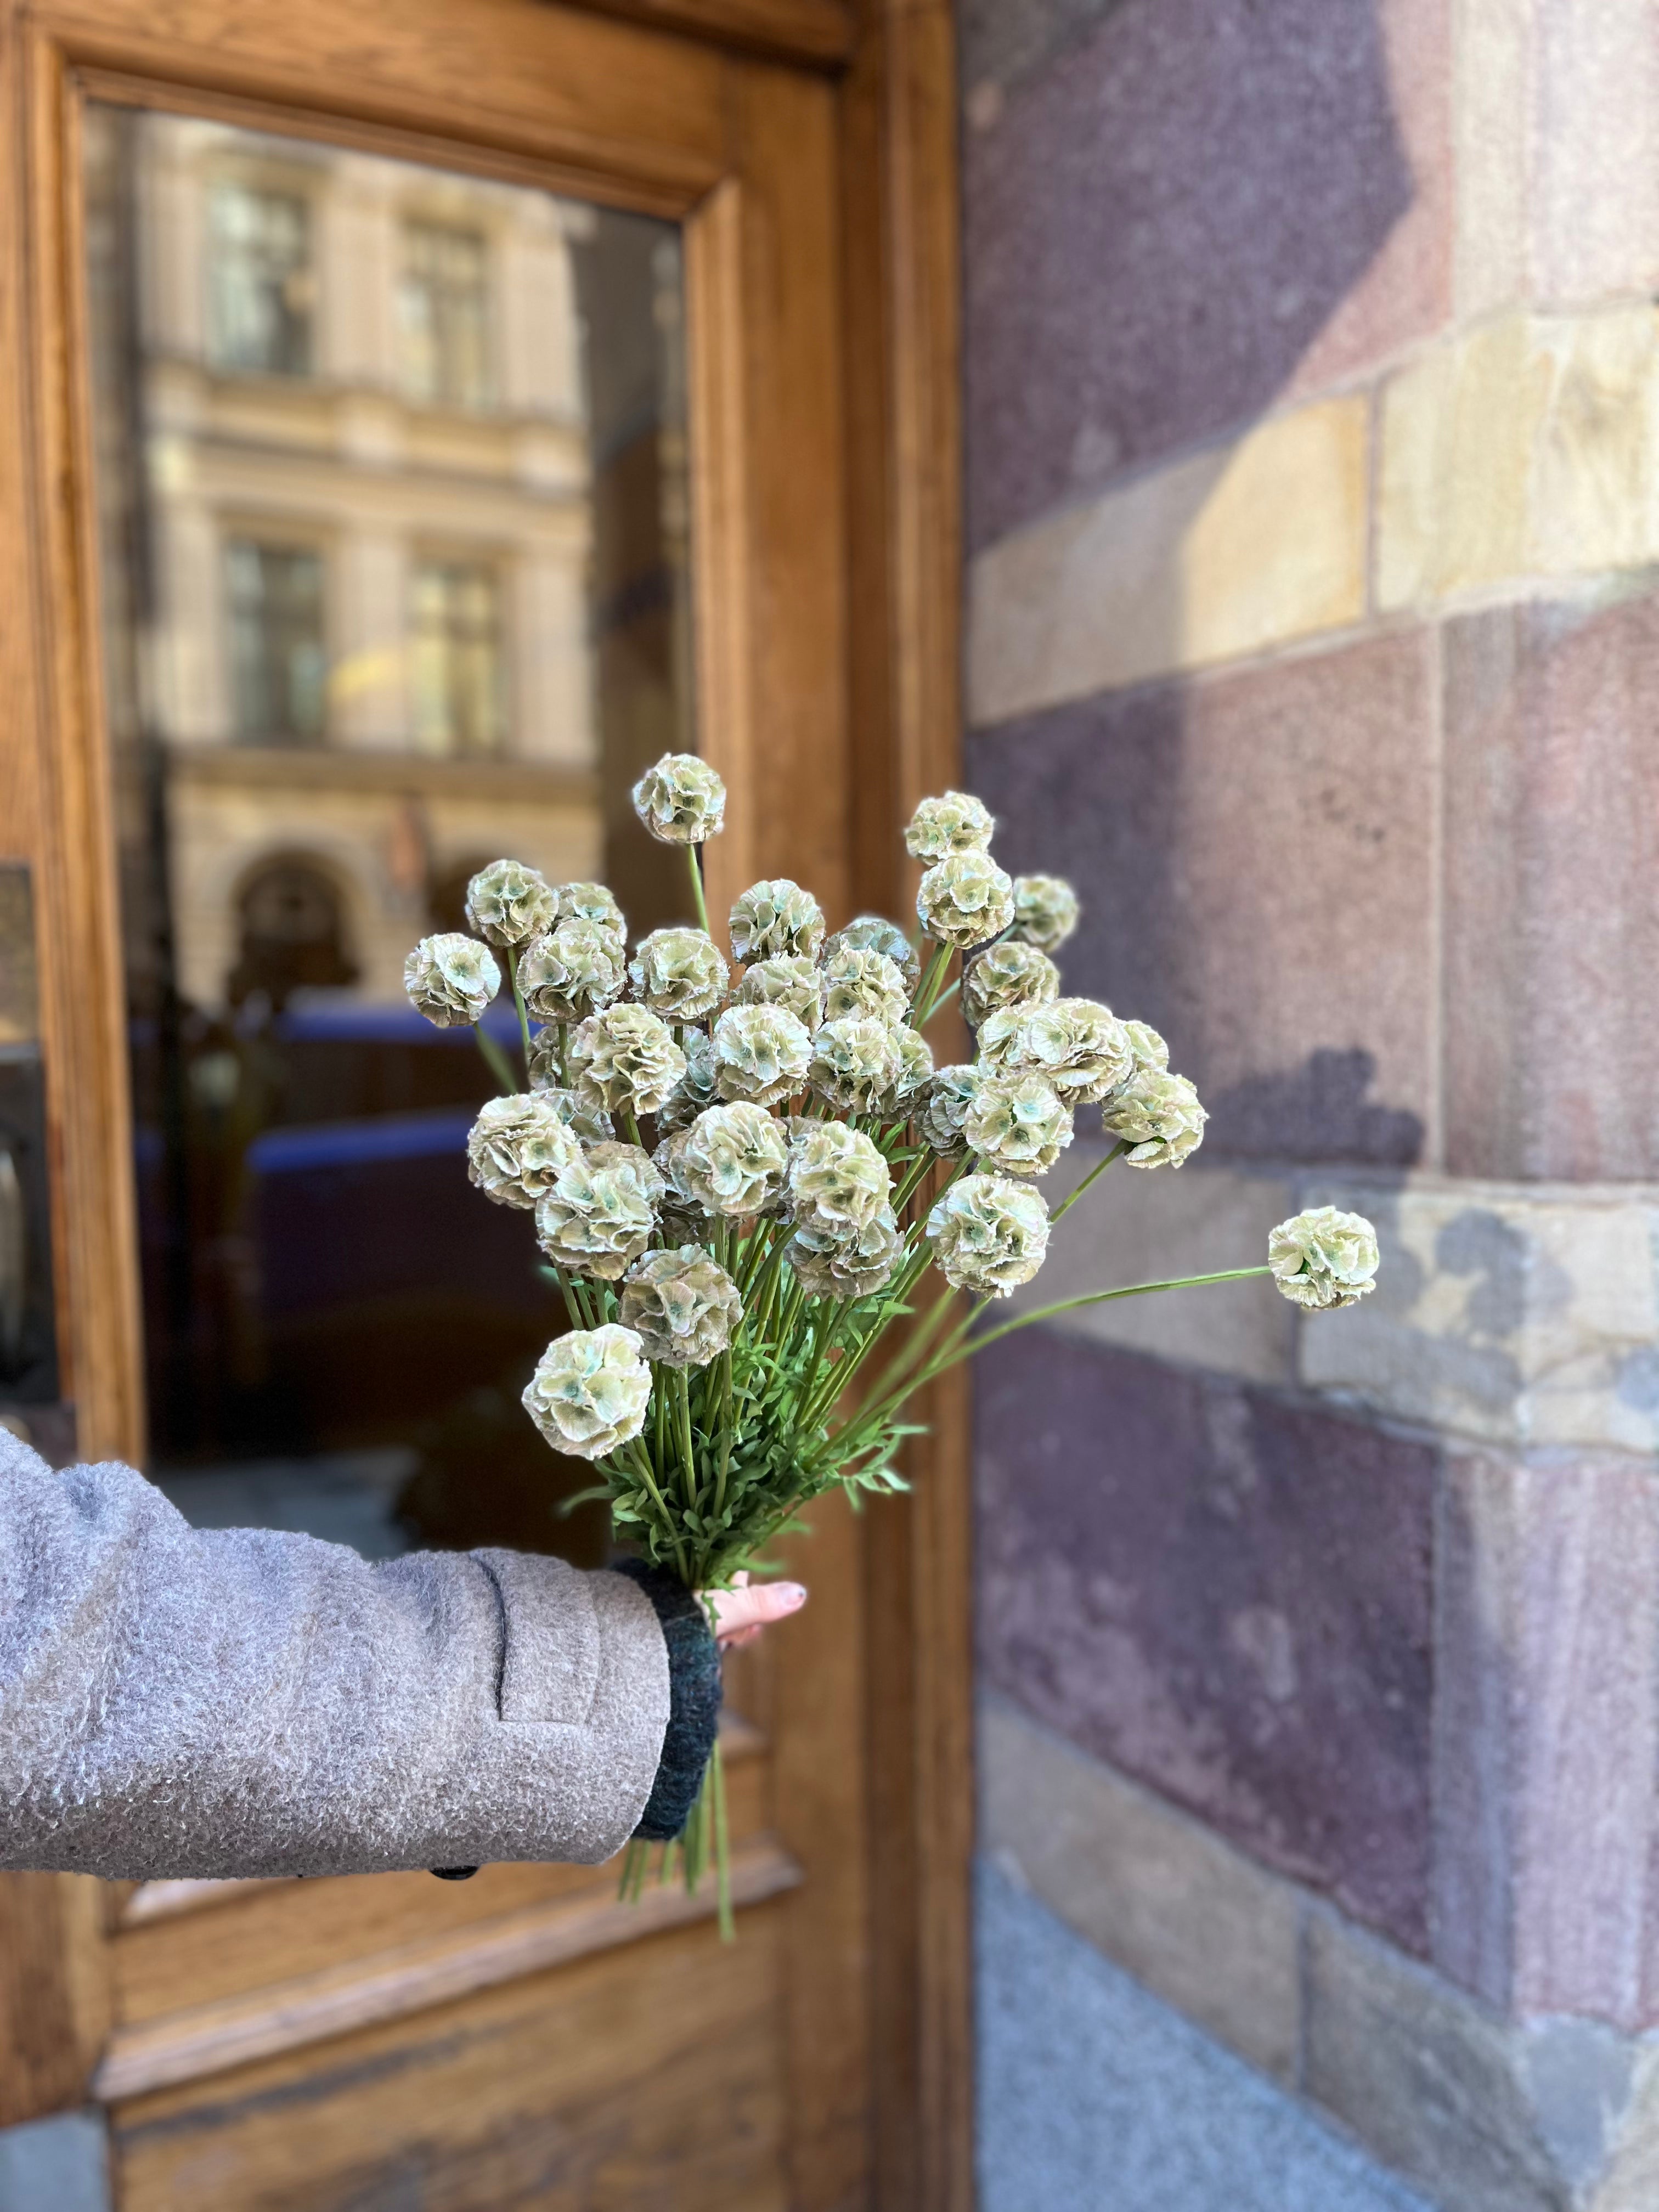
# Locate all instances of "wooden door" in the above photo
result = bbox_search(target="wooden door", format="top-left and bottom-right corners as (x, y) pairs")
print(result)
(0, 1), (972, 2206)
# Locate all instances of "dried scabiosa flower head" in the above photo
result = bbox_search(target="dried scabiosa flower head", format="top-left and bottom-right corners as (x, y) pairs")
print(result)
(404, 933), (501, 1028)
(570, 1003), (687, 1118)
(1101, 1068), (1207, 1169)
(620, 1246), (743, 1368)
(464, 858), (559, 947)
(905, 790), (995, 862)
(1269, 1206), (1380, 1310)
(921, 1063), (986, 1156)
(631, 752), (727, 845)
(962, 940), (1060, 1029)
(629, 927), (730, 1024)
(786, 1207), (904, 1300)
(820, 945), (911, 1027)
(889, 1025), (935, 1113)
(518, 918), (626, 1023)
(822, 915), (921, 995)
(926, 1172), (1050, 1297)
(981, 996), (1133, 1105)
(729, 879), (826, 965)
(916, 852), (1015, 950)
(466, 1093), (582, 1211)
(788, 1122), (893, 1239)
(521, 1062), (616, 1139)
(534, 1144), (662, 1280)
(962, 1072), (1074, 1180)
(712, 1003), (813, 1107)
(522, 1324), (652, 1460)
(738, 955), (824, 1030)
(1121, 1020), (1169, 1075)
(1011, 873), (1080, 953)
(557, 881), (625, 939)
(655, 1029), (720, 1134)
(672, 1102), (789, 1217)
(808, 1015), (903, 1113)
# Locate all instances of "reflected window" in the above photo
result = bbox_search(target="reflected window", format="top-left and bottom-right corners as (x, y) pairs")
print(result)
(411, 560), (505, 757)
(226, 540), (328, 745)
(209, 182), (313, 377)
(399, 222), (490, 410)
(229, 859), (359, 1012)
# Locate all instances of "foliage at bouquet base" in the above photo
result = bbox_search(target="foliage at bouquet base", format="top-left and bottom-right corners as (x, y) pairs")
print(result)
(406, 762), (1380, 1937)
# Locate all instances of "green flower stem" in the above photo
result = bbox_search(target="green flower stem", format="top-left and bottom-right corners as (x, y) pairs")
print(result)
(510, 965), (534, 1065)
(550, 1265), (585, 1334)
(685, 844), (712, 935)
(625, 1437), (690, 1582)
(473, 1024), (520, 1094)
(675, 1367), (700, 1508)
(910, 941), (953, 1026)
(1049, 1139), (1128, 1227)
(916, 1266), (1273, 1385)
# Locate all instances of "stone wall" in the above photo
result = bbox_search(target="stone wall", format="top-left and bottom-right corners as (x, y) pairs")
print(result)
(960, 2), (1659, 2205)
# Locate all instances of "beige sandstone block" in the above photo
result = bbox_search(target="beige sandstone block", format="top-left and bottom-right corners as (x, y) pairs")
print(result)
(968, 396), (1368, 725)
(1377, 307), (1659, 610)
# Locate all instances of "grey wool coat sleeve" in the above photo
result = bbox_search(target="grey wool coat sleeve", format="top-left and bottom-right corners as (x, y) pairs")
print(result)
(0, 1429), (673, 1881)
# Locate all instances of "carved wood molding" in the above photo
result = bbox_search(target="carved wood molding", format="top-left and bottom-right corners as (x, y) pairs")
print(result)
(553, 0), (855, 67)
(96, 1833), (802, 2102)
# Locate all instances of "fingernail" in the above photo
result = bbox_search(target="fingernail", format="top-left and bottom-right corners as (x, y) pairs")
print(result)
(780, 1583), (806, 1606)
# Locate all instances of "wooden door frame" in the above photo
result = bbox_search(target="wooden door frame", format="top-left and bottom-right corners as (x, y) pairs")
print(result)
(0, 0), (970, 2202)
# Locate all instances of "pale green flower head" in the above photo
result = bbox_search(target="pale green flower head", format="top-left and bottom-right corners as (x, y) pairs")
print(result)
(963, 1071), (1075, 1179)
(656, 1028), (720, 1134)
(712, 1002), (813, 1107)
(921, 1063), (987, 1156)
(729, 879), (826, 965)
(464, 858), (558, 948)
(787, 1122), (892, 1239)
(1121, 1020), (1170, 1075)
(1269, 1206), (1379, 1310)
(822, 916), (920, 995)
(889, 1024), (935, 1111)
(905, 789), (996, 863)
(518, 918), (626, 1023)
(820, 945), (910, 1026)
(522, 1324), (651, 1461)
(629, 927), (730, 1023)
(404, 933), (501, 1028)
(787, 1207), (904, 1300)
(985, 996), (1133, 1105)
(619, 1245), (743, 1368)
(808, 1015), (903, 1113)
(466, 1093), (582, 1211)
(916, 852), (1015, 950)
(631, 752), (727, 845)
(1102, 1067), (1207, 1169)
(534, 1142), (662, 1279)
(1011, 873), (1081, 953)
(737, 955), (823, 1029)
(925, 1172), (1050, 1297)
(522, 1061), (616, 1141)
(672, 1102), (789, 1217)
(570, 1003), (687, 1118)
(557, 881), (625, 938)
(962, 940), (1060, 1029)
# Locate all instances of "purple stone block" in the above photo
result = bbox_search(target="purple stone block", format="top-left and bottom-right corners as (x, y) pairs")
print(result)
(963, 0), (1452, 550)
(1444, 589), (1659, 1181)
(976, 1327), (1436, 1953)
(966, 631), (1436, 1167)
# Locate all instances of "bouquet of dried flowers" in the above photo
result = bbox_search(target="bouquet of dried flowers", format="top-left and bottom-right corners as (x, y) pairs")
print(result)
(405, 758), (1379, 1932)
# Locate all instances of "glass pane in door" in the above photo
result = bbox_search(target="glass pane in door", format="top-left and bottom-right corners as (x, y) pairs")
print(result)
(82, 108), (698, 1563)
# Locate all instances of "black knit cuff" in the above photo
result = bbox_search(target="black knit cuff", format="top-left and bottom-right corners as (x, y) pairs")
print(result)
(614, 1558), (722, 1842)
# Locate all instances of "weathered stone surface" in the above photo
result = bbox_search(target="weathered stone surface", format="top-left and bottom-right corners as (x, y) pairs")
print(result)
(1004, 1148), (1296, 1386)
(1530, 0), (1659, 307)
(975, 1327), (1436, 1948)
(1442, 588), (1659, 1181)
(980, 1692), (1304, 2081)
(1297, 1173), (1659, 1453)
(967, 396), (1367, 724)
(1304, 1911), (1569, 2212)
(967, 631), (1436, 1168)
(963, 0), (1449, 550)
(1376, 308), (1659, 611)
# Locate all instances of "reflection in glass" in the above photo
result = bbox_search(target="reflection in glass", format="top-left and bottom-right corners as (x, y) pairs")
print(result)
(84, 109), (696, 1560)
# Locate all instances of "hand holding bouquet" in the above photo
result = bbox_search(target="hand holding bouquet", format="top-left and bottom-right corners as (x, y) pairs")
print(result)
(405, 760), (1379, 1930)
